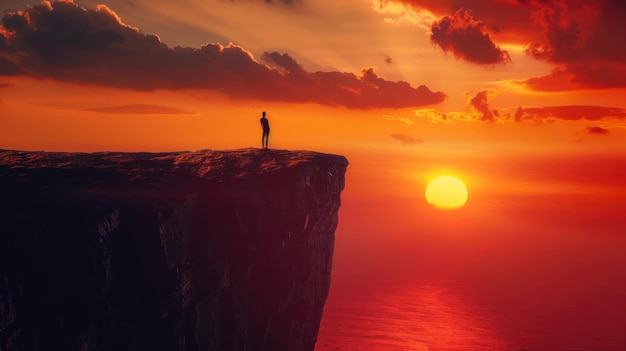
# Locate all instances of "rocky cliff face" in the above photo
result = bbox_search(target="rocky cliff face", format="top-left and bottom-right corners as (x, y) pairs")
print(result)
(0, 149), (348, 351)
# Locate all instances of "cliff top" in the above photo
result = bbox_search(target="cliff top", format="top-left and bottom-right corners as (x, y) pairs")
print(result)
(0, 148), (348, 193)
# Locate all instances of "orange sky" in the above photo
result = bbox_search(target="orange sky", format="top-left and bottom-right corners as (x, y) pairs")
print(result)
(1, 0), (625, 207)
(2, 1), (626, 152)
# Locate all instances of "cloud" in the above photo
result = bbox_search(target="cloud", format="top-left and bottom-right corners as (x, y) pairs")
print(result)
(0, 1), (445, 109)
(391, 133), (422, 145)
(418, 90), (501, 123)
(413, 108), (470, 124)
(468, 90), (499, 122)
(261, 51), (307, 77)
(230, 0), (300, 4)
(514, 106), (523, 122)
(385, 0), (541, 44)
(0, 82), (13, 88)
(430, 8), (511, 65)
(525, 0), (626, 89)
(382, 115), (415, 125)
(0, 55), (22, 76)
(515, 106), (626, 122)
(388, 0), (626, 90)
(84, 104), (195, 115)
(522, 69), (581, 92)
(585, 126), (610, 135)
(417, 103), (626, 125)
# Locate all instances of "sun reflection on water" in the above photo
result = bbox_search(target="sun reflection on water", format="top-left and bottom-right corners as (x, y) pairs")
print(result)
(316, 280), (509, 351)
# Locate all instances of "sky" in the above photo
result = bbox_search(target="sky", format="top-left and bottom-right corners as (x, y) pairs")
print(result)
(2, 1), (626, 349)
(1, 0), (625, 154)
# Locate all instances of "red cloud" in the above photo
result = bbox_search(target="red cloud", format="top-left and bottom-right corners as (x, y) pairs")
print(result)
(387, 0), (540, 43)
(0, 1), (445, 109)
(526, 0), (626, 89)
(0, 56), (22, 75)
(260, 52), (446, 108)
(522, 69), (581, 92)
(440, 97), (626, 123)
(391, 133), (422, 145)
(585, 126), (609, 134)
(468, 90), (499, 121)
(262, 52), (305, 75)
(431, 8), (511, 65)
(515, 106), (626, 121)
(388, 0), (626, 90)
(85, 104), (194, 115)
(514, 106), (523, 122)
(231, 0), (299, 3)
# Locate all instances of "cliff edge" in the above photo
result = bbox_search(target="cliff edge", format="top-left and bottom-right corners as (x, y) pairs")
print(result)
(0, 149), (348, 351)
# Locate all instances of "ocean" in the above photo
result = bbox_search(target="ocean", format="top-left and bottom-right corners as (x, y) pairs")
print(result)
(316, 271), (626, 351)
(315, 153), (626, 351)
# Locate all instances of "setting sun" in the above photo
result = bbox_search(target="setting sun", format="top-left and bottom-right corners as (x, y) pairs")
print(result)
(425, 176), (469, 210)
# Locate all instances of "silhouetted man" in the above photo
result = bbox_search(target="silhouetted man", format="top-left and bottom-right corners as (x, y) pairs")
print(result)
(260, 111), (270, 149)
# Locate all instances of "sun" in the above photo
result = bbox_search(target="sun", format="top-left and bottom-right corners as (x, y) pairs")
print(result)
(425, 176), (468, 210)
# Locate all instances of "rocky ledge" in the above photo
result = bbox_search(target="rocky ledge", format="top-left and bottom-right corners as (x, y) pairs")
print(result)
(0, 149), (348, 351)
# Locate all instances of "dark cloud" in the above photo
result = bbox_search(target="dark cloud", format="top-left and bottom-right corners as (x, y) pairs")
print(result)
(0, 78), (12, 103)
(261, 51), (307, 79)
(230, 0), (299, 4)
(430, 8), (511, 65)
(264, 0), (299, 3)
(390, 0), (626, 90)
(262, 52), (445, 108)
(526, 1), (578, 62)
(2, 11), (28, 30)
(525, 0), (626, 89)
(85, 104), (194, 115)
(0, 46), (23, 75)
(0, 1), (445, 109)
(391, 133), (422, 145)
(585, 126), (610, 135)
(435, 102), (626, 124)
(566, 62), (626, 89)
(527, 0), (626, 64)
(514, 106), (523, 122)
(517, 106), (626, 121)
(468, 90), (498, 121)
(384, 55), (393, 64)
(388, 0), (542, 44)
(522, 69), (578, 92)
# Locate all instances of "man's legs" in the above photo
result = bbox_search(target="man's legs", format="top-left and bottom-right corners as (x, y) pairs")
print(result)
(262, 131), (269, 148)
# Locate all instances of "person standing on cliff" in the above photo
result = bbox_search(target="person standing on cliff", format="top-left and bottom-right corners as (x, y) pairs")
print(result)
(260, 111), (270, 149)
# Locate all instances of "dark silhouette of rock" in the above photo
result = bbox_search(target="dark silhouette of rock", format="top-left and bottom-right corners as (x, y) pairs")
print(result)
(0, 148), (348, 351)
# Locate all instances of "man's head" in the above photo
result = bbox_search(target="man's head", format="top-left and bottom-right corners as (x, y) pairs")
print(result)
(262, 111), (266, 117)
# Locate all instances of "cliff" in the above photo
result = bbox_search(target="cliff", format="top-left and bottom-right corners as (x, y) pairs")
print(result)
(0, 149), (348, 351)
